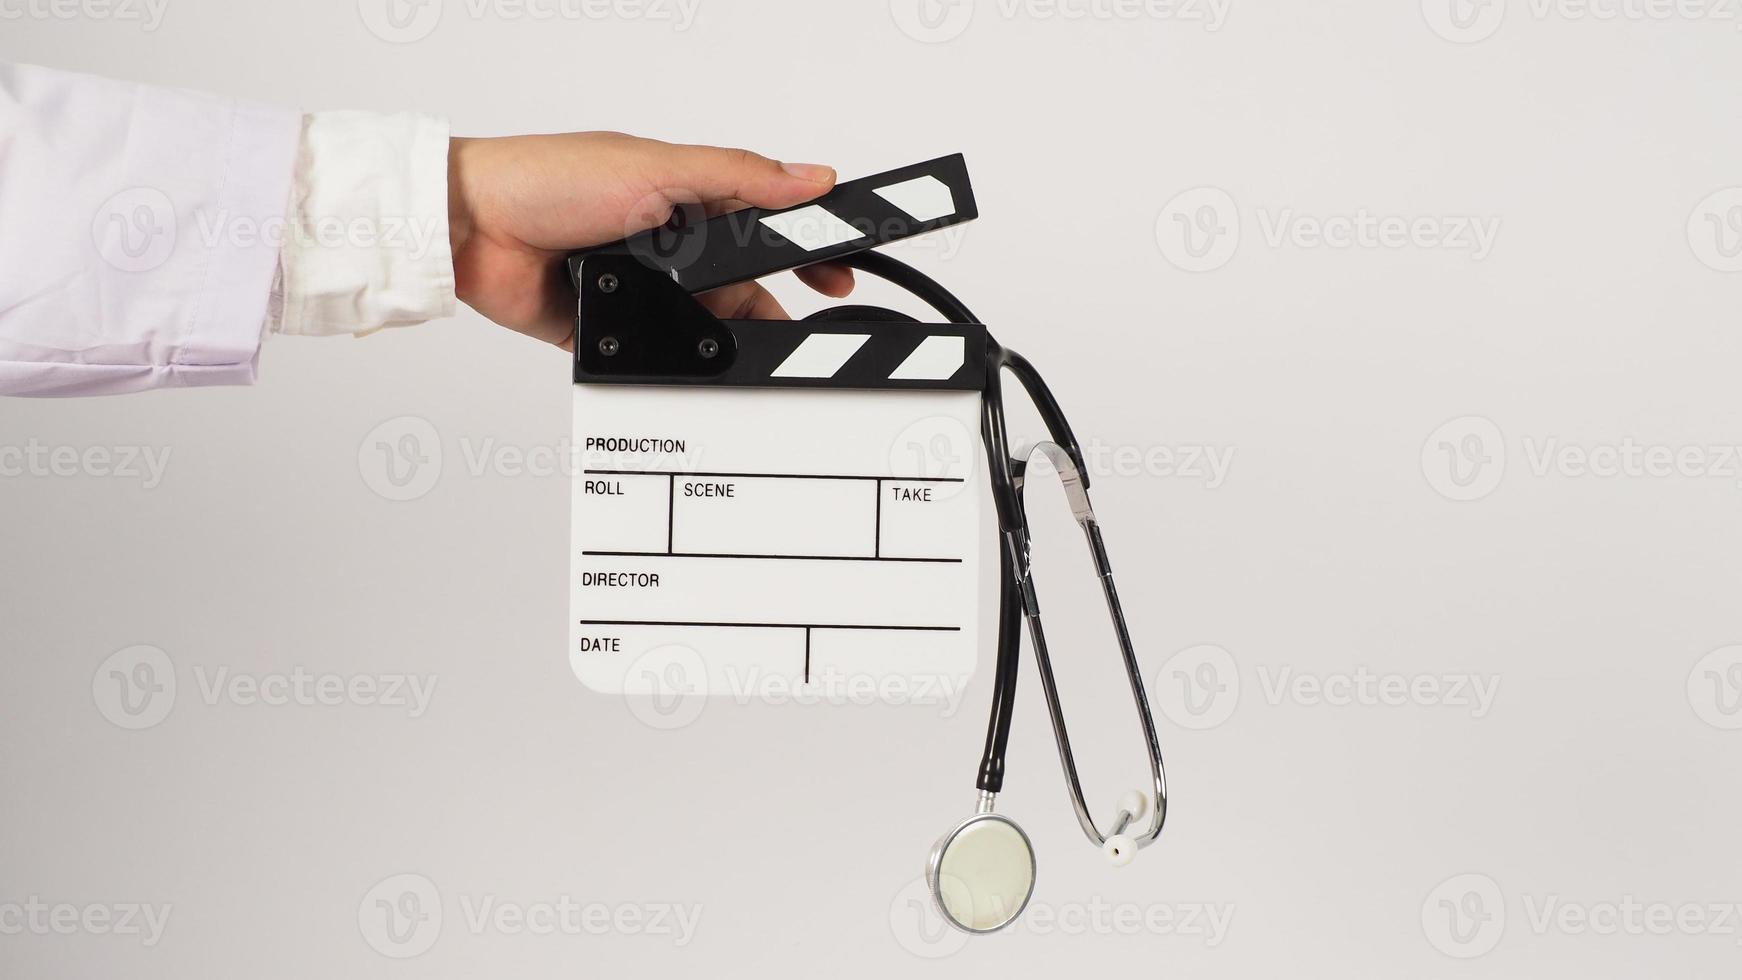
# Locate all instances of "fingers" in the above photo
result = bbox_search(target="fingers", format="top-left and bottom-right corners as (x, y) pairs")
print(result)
(649, 141), (836, 211)
(544, 271), (842, 349)
(795, 263), (855, 299)
(698, 281), (790, 321)
(692, 264), (853, 326)
(702, 198), (749, 217)
(547, 284), (788, 350)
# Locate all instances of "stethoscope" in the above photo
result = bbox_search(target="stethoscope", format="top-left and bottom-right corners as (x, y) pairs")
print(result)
(820, 251), (1170, 934)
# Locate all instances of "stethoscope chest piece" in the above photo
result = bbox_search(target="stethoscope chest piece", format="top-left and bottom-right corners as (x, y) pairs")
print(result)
(926, 802), (1037, 934)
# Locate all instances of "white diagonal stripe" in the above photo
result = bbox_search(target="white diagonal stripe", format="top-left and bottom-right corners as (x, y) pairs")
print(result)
(888, 335), (966, 381)
(771, 333), (871, 378)
(873, 175), (956, 222)
(759, 205), (866, 253)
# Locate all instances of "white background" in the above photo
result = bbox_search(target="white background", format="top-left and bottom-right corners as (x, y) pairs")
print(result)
(3, 0), (1742, 977)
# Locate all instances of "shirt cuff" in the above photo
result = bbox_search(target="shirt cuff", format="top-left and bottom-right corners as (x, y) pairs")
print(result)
(271, 110), (456, 337)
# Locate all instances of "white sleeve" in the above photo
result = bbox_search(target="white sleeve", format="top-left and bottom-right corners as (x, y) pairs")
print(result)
(269, 110), (456, 337)
(0, 63), (458, 398)
(0, 62), (300, 396)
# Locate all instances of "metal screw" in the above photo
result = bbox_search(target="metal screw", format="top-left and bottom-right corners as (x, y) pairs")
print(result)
(597, 273), (619, 294)
(598, 337), (620, 356)
(697, 338), (720, 359)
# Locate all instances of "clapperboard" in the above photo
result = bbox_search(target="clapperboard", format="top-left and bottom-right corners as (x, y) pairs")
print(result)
(567, 155), (984, 703)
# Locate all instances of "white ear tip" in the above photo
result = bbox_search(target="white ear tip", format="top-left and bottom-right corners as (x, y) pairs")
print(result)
(1103, 834), (1137, 867)
(1117, 790), (1149, 822)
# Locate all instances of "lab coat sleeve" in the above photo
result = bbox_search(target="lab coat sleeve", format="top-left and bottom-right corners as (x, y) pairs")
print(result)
(0, 63), (459, 397)
(0, 62), (300, 396)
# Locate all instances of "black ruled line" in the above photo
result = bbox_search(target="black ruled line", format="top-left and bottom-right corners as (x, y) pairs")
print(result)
(586, 468), (964, 484)
(578, 619), (960, 632)
(583, 551), (960, 564)
(874, 478), (882, 559)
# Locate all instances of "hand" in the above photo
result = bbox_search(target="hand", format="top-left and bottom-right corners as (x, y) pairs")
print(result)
(447, 132), (856, 349)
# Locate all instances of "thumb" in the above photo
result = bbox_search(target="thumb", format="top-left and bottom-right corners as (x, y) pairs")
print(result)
(648, 141), (836, 209)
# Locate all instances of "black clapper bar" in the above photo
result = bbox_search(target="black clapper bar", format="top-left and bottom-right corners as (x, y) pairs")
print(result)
(568, 154), (988, 392)
(570, 153), (977, 293)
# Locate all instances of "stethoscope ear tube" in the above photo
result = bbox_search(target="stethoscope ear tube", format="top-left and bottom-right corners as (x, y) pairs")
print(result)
(979, 379), (1169, 853)
(1016, 448), (1169, 849)
(833, 249), (1168, 855)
